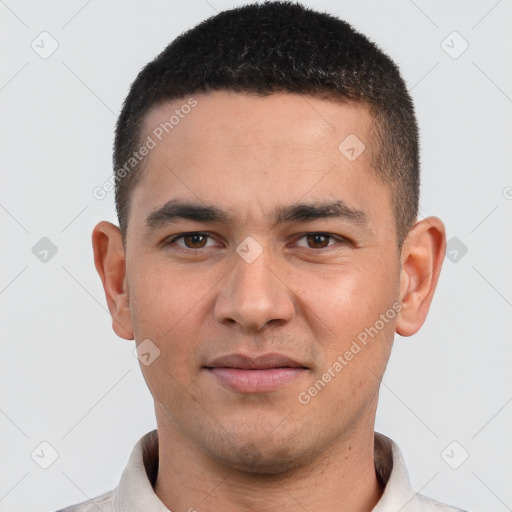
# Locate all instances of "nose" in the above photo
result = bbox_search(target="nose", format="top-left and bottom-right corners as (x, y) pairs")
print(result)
(214, 247), (295, 332)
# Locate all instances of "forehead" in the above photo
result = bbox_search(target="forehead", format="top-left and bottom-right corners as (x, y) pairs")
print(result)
(129, 91), (391, 233)
(143, 91), (374, 156)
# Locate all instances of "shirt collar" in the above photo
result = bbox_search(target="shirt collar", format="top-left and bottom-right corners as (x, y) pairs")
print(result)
(113, 429), (441, 511)
(113, 430), (168, 511)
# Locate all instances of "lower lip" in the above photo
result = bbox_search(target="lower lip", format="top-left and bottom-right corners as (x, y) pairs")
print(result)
(207, 367), (306, 393)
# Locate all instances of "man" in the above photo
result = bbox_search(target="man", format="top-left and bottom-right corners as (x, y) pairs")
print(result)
(59, 2), (465, 510)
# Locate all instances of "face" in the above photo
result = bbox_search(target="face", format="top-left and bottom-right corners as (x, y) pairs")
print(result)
(121, 92), (403, 472)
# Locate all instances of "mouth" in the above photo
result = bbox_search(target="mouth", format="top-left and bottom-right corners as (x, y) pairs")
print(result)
(204, 353), (308, 393)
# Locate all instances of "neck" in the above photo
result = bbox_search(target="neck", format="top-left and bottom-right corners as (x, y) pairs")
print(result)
(153, 412), (383, 512)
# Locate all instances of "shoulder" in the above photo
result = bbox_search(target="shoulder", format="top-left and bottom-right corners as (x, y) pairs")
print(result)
(412, 493), (469, 511)
(54, 489), (115, 512)
(374, 432), (469, 512)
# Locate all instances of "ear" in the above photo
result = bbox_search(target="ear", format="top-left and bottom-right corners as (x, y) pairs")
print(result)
(396, 217), (446, 337)
(92, 221), (134, 340)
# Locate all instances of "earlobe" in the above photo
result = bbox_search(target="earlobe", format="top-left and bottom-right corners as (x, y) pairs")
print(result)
(396, 217), (446, 337)
(92, 221), (134, 340)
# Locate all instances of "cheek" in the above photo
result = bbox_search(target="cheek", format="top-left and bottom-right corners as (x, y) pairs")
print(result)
(129, 256), (204, 334)
(294, 256), (399, 343)
(291, 255), (399, 411)
(127, 260), (211, 387)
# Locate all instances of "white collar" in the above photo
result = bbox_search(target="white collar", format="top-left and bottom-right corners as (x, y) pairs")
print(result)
(110, 429), (464, 512)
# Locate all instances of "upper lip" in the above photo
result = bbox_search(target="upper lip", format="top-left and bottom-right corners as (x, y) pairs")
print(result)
(205, 353), (307, 370)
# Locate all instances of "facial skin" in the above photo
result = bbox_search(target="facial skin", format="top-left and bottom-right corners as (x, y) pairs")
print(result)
(92, 91), (445, 512)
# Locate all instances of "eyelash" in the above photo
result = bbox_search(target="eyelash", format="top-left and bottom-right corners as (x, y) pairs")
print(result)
(164, 232), (218, 250)
(163, 232), (348, 251)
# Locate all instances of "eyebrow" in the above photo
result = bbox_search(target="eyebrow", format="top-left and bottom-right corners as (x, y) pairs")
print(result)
(145, 200), (229, 229)
(275, 201), (367, 225)
(144, 199), (368, 231)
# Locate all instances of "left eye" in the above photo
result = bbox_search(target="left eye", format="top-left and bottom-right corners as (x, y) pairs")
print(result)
(170, 233), (217, 249)
(294, 233), (340, 249)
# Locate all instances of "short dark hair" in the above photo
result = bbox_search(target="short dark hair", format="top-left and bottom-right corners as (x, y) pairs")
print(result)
(114, 1), (419, 248)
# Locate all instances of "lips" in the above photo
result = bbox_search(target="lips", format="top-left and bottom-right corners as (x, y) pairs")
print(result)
(205, 353), (308, 393)
(206, 353), (306, 370)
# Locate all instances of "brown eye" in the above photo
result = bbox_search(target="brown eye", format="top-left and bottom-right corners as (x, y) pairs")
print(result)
(164, 232), (220, 252)
(182, 233), (209, 248)
(306, 233), (331, 248)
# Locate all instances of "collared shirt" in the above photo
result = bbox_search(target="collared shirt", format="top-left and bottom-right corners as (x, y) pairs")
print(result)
(56, 430), (467, 512)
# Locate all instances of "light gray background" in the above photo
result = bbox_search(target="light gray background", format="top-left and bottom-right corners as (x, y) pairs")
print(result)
(1, 1), (511, 511)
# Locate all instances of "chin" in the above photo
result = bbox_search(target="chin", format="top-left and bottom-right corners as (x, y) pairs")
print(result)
(203, 430), (314, 475)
